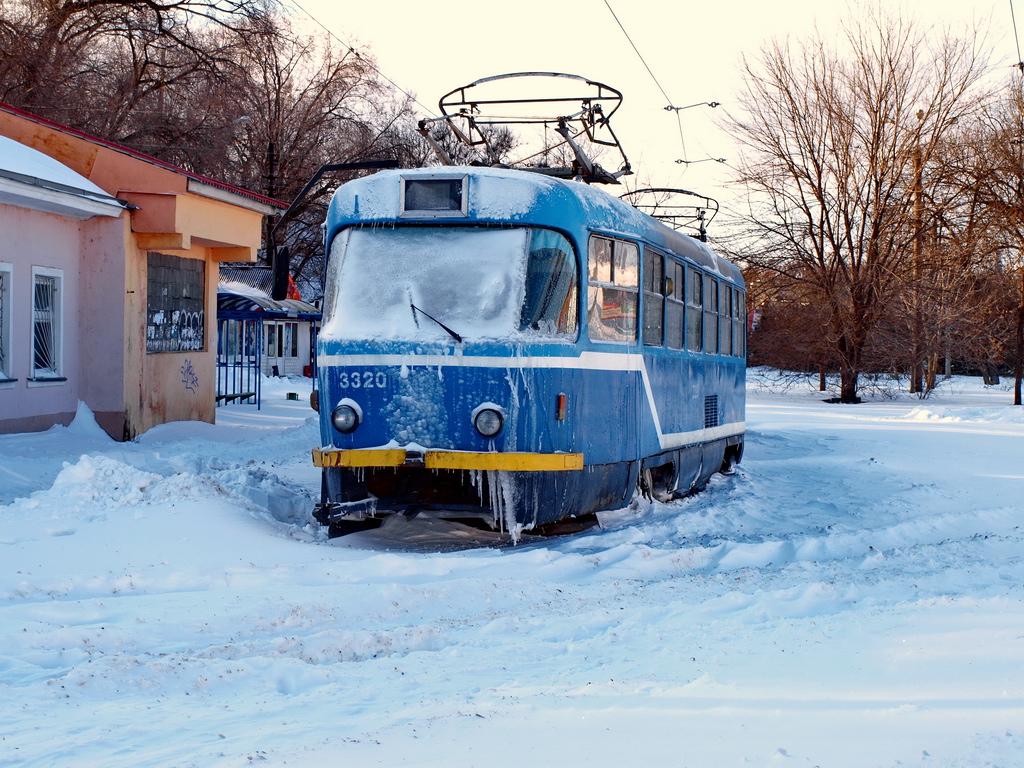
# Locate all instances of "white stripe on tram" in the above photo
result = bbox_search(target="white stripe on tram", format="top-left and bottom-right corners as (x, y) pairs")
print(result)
(317, 351), (745, 450)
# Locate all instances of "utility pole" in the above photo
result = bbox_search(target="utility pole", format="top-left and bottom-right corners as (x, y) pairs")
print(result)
(1012, 137), (1024, 404)
(265, 140), (276, 262)
(910, 110), (925, 394)
(266, 140), (290, 301)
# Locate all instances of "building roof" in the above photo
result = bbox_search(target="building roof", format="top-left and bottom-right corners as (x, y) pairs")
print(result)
(0, 101), (287, 212)
(218, 291), (320, 319)
(220, 265), (277, 295)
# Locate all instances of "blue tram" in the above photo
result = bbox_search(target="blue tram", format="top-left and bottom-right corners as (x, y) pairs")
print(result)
(311, 166), (745, 537)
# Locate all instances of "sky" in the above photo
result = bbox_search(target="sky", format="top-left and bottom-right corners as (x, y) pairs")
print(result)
(288, 0), (1017, 224)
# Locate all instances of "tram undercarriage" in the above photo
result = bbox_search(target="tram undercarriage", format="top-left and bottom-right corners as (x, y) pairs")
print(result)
(314, 436), (743, 538)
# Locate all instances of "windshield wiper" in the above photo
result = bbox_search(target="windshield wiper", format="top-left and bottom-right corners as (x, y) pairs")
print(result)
(410, 303), (463, 343)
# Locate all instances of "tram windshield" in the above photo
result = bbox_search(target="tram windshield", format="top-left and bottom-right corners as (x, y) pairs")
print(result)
(321, 227), (578, 341)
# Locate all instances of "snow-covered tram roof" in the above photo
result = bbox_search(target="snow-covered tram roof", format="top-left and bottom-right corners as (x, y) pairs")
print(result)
(326, 167), (743, 286)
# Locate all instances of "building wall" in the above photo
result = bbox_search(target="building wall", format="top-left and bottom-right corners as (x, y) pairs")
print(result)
(260, 319), (315, 378)
(119, 196), (267, 437)
(1, 106), (277, 440)
(78, 211), (130, 438)
(123, 251), (218, 437)
(0, 205), (84, 433)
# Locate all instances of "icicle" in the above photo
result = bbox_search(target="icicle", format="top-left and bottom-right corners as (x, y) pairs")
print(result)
(497, 470), (524, 543)
(485, 469), (523, 543)
(468, 468), (524, 542)
(471, 469), (484, 504)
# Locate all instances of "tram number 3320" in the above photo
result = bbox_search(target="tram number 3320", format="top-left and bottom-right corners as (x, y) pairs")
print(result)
(337, 370), (388, 390)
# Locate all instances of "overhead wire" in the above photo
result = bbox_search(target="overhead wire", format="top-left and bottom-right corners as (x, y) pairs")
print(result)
(601, 0), (727, 176)
(600, 0), (744, 231)
(601, 0), (674, 109)
(1012, 0), (1024, 73)
(601, 0), (689, 162)
(600, 0), (747, 234)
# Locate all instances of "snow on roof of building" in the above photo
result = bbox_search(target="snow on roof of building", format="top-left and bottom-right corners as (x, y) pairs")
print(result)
(0, 135), (127, 219)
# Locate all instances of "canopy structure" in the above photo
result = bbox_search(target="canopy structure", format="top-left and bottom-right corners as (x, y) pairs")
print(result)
(217, 289), (320, 320)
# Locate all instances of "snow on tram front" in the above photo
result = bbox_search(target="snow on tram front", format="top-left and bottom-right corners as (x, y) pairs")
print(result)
(309, 165), (746, 539)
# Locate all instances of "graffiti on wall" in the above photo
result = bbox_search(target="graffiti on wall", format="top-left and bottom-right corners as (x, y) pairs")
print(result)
(180, 358), (199, 393)
(147, 309), (205, 352)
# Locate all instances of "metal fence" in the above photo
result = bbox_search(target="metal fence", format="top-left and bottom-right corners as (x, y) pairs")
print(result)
(215, 317), (261, 408)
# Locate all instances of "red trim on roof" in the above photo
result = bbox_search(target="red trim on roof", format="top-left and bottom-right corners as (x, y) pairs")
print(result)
(0, 101), (288, 210)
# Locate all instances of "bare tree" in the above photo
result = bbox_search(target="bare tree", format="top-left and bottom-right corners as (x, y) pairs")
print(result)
(744, 265), (836, 384)
(0, 0), (421, 299)
(966, 77), (1024, 402)
(725, 8), (989, 401)
(196, 12), (417, 297)
(0, 0), (262, 120)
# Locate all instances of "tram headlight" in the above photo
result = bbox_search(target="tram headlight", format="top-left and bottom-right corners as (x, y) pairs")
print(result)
(331, 403), (360, 434)
(473, 407), (504, 438)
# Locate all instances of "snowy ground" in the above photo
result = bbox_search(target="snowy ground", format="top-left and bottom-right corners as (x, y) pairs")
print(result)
(2, 370), (1023, 768)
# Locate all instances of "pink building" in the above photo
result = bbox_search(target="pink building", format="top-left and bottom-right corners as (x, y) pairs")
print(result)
(0, 103), (283, 439)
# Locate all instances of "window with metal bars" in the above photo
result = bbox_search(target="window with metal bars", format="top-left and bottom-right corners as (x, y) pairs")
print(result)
(0, 264), (10, 380)
(31, 268), (62, 379)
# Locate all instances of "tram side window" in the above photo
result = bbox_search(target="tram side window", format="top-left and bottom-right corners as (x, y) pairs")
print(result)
(733, 288), (746, 357)
(666, 260), (685, 350)
(520, 229), (579, 336)
(590, 237), (613, 282)
(686, 267), (703, 352)
(703, 274), (719, 354)
(642, 249), (664, 346)
(720, 281), (733, 356)
(588, 236), (639, 342)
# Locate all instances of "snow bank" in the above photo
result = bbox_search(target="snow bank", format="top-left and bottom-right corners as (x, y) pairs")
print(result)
(904, 404), (1024, 423)
(2, 374), (1024, 767)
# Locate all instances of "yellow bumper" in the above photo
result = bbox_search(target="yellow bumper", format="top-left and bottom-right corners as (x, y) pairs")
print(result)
(312, 448), (583, 472)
